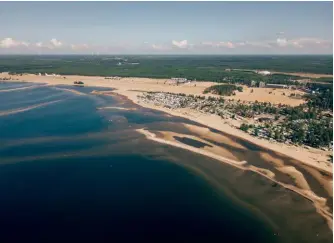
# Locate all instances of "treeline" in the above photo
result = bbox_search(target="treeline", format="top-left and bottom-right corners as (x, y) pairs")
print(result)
(203, 84), (242, 96)
(305, 83), (333, 110)
(0, 55), (332, 81)
(313, 77), (333, 83)
(287, 119), (332, 147)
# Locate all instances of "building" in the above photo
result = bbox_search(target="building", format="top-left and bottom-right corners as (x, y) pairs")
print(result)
(257, 70), (271, 76)
(258, 81), (266, 88)
(250, 80), (257, 87)
(170, 78), (188, 85)
(266, 84), (289, 89)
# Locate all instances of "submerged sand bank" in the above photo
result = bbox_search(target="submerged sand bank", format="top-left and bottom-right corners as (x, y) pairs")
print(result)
(136, 128), (333, 230)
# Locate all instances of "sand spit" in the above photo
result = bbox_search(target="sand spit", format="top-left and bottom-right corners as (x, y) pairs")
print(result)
(97, 106), (137, 111)
(137, 128), (333, 230)
(137, 128), (246, 167)
(0, 99), (64, 117)
(158, 130), (240, 161)
(277, 166), (311, 191)
(52, 87), (87, 96)
(183, 123), (247, 150)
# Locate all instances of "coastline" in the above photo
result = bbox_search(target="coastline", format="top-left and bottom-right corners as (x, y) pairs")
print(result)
(1, 73), (333, 231)
(0, 72), (331, 174)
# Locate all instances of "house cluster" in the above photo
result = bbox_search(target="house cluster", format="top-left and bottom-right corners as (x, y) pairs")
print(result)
(138, 92), (243, 120)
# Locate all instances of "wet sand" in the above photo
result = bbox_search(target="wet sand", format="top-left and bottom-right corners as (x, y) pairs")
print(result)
(136, 127), (333, 230)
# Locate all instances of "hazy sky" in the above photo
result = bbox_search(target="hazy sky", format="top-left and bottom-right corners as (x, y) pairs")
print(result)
(0, 2), (332, 54)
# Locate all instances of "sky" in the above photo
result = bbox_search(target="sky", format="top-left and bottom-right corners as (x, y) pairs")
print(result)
(0, 1), (332, 55)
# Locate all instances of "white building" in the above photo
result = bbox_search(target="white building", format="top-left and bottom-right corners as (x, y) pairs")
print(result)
(171, 78), (187, 83)
(257, 70), (271, 76)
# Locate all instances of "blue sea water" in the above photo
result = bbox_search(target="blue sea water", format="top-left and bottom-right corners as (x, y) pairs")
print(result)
(0, 82), (329, 243)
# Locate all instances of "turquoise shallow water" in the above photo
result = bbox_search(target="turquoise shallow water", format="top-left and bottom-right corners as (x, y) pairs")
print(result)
(0, 82), (330, 243)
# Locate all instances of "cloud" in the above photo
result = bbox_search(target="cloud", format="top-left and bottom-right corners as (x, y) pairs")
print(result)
(275, 37), (331, 48)
(200, 37), (332, 50)
(33, 39), (64, 49)
(0, 35), (331, 54)
(201, 41), (245, 49)
(49, 38), (62, 48)
(71, 44), (89, 50)
(276, 38), (288, 47)
(151, 44), (170, 51)
(35, 42), (43, 47)
(217, 41), (236, 48)
(172, 40), (189, 49)
(0, 38), (29, 48)
(243, 41), (272, 48)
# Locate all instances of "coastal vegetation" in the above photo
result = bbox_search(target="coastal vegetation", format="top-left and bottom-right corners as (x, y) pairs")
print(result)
(139, 89), (333, 150)
(203, 84), (242, 96)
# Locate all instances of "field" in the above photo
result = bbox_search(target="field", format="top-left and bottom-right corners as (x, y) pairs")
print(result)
(224, 86), (306, 106)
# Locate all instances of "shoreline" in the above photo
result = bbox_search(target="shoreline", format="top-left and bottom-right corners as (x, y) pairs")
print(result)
(0, 72), (331, 175)
(114, 89), (333, 175)
(0, 73), (333, 230)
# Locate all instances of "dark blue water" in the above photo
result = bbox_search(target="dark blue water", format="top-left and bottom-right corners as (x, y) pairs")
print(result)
(0, 82), (282, 243)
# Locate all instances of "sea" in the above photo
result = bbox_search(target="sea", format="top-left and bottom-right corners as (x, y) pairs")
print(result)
(0, 82), (331, 243)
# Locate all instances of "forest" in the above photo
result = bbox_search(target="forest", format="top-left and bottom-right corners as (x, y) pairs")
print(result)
(1, 55), (332, 80)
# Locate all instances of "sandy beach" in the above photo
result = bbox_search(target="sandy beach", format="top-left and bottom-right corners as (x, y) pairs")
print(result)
(1, 72), (331, 174)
